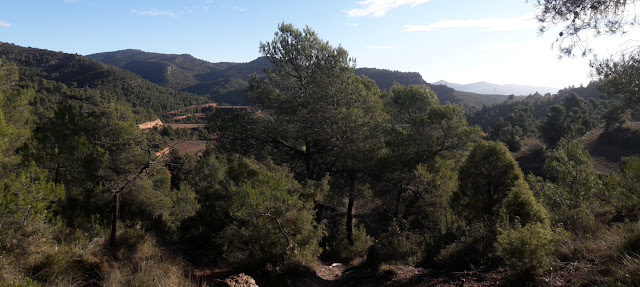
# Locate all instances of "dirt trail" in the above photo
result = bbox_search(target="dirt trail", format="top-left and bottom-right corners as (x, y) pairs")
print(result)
(293, 264), (511, 287)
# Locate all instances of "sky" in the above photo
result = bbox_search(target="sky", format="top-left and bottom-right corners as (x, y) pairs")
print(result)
(1, 0), (638, 89)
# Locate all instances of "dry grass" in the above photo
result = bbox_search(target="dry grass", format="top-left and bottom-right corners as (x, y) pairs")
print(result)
(549, 222), (640, 285)
(1, 228), (196, 287)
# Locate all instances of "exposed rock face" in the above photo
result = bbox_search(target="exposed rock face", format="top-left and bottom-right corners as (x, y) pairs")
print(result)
(217, 273), (258, 287)
(137, 119), (163, 129)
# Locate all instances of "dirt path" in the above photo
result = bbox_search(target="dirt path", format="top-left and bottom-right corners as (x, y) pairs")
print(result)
(289, 264), (512, 287)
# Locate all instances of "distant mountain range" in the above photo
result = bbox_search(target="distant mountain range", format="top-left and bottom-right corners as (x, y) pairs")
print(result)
(434, 80), (560, 96)
(88, 49), (514, 108)
(0, 43), (603, 122)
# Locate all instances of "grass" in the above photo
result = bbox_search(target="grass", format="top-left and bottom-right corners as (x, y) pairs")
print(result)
(549, 222), (640, 285)
(1, 227), (196, 287)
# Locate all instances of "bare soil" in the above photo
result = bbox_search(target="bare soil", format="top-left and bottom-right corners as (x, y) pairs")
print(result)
(276, 264), (514, 287)
(168, 140), (208, 157)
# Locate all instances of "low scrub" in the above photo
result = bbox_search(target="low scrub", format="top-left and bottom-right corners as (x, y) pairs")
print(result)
(372, 222), (424, 266)
(328, 225), (373, 262)
(497, 223), (554, 276)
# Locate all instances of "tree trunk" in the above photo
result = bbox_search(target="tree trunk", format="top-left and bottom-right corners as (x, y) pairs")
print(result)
(394, 188), (403, 220)
(346, 177), (355, 245)
(305, 142), (312, 180)
(109, 192), (120, 253)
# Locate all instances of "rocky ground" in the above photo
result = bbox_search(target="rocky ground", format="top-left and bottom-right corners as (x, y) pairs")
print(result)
(281, 263), (512, 287)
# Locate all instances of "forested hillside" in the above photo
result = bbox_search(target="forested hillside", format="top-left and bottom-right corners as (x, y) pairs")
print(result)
(0, 43), (206, 119)
(89, 50), (270, 105)
(354, 67), (427, 89)
(466, 81), (623, 153)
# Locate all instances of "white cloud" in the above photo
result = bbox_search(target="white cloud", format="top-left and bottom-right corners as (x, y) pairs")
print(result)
(348, 0), (430, 17)
(0, 21), (11, 28)
(233, 6), (248, 12)
(131, 8), (176, 17)
(404, 13), (537, 32)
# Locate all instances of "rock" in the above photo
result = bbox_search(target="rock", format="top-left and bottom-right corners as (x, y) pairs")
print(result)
(217, 273), (258, 287)
(137, 119), (163, 130)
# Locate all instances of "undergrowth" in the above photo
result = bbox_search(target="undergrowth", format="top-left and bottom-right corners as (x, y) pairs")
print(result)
(1, 227), (195, 287)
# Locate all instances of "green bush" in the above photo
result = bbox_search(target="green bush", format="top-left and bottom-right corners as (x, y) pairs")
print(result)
(500, 180), (549, 227)
(372, 221), (424, 266)
(0, 166), (64, 255)
(216, 159), (325, 268)
(435, 222), (495, 271)
(564, 206), (601, 235)
(496, 222), (554, 275)
(329, 225), (373, 262)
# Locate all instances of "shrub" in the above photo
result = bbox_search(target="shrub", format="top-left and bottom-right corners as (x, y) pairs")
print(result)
(0, 166), (64, 255)
(564, 206), (601, 235)
(435, 222), (495, 271)
(216, 159), (325, 268)
(500, 180), (549, 227)
(329, 225), (373, 262)
(496, 222), (554, 275)
(372, 221), (424, 266)
(544, 137), (600, 210)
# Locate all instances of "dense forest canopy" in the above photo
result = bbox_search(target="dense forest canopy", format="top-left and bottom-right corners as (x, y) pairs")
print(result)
(2, 8), (640, 285)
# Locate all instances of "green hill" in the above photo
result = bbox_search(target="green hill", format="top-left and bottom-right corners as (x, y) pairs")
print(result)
(88, 50), (269, 105)
(354, 67), (427, 90)
(0, 43), (206, 118)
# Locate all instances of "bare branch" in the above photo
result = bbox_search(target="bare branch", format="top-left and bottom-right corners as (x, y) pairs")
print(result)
(262, 211), (295, 249)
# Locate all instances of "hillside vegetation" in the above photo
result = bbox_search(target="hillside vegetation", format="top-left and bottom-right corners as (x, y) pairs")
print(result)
(2, 22), (640, 287)
(0, 43), (206, 119)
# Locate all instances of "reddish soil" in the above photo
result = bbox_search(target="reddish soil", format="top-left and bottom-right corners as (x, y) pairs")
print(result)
(168, 140), (208, 157)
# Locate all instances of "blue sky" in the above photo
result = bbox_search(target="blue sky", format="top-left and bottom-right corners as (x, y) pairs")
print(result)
(0, 0), (636, 88)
